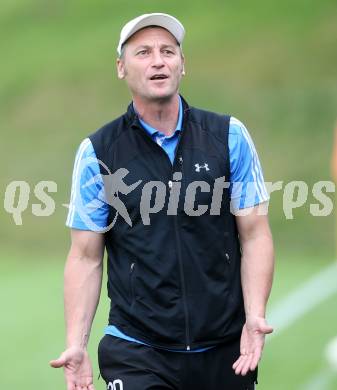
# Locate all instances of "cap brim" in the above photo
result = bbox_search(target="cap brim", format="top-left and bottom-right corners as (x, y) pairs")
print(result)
(118, 13), (185, 55)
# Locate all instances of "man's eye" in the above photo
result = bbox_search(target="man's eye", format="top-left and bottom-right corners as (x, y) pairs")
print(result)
(163, 50), (174, 55)
(137, 50), (148, 55)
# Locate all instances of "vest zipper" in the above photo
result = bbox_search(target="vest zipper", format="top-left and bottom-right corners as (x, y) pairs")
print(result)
(173, 212), (191, 350)
(134, 112), (192, 350)
(170, 137), (191, 351)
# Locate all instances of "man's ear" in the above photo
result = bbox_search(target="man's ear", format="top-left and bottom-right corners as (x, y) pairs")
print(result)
(181, 55), (186, 76)
(116, 58), (126, 79)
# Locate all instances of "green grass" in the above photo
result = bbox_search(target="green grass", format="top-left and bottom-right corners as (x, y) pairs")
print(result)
(261, 253), (337, 389)
(1, 251), (337, 389)
(0, 251), (109, 389)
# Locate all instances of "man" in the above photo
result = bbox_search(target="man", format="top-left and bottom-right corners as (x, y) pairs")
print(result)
(50, 13), (274, 390)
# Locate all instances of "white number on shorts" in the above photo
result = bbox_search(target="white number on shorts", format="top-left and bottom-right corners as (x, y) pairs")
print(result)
(107, 379), (124, 390)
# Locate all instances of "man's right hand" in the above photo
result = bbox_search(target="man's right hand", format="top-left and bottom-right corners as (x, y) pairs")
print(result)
(50, 346), (95, 390)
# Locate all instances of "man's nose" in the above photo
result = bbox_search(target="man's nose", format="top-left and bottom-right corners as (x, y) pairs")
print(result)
(151, 50), (165, 68)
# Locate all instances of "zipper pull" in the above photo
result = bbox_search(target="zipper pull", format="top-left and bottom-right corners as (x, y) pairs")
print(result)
(130, 262), (135, 272)
(168, 171), (182, 191)
(186, 345), (191, 351)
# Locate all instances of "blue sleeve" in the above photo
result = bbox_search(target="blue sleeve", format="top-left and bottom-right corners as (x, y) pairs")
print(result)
(228, 117), (270, 210)
(65, 138), (110, 231)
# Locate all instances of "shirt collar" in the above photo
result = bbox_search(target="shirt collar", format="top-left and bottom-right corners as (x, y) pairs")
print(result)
(133, 95), (183, 138)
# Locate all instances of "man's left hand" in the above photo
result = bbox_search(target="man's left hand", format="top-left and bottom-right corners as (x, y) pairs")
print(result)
(232, 316), (273, 376)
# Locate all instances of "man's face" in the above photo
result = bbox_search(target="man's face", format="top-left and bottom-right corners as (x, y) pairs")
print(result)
(117, 27), (185, 102)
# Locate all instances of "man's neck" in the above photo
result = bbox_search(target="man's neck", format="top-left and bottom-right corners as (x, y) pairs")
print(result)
(133, 94), (180, 136)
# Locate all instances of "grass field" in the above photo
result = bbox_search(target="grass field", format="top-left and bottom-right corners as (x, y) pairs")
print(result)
(1, 251), (337, 389)
(1, 1), (337, 389)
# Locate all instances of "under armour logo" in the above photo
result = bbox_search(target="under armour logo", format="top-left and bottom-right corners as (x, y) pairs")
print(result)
(195, 163), (210, 172)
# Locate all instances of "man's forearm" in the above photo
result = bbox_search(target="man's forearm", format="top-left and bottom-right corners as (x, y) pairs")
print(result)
(240, 232), (274, 318)
(64, 253), (103, 348)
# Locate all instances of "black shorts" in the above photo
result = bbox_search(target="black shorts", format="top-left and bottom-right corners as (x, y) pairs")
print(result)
(98, 335), (257, 390)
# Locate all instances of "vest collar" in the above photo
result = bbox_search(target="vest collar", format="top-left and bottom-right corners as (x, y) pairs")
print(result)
(127, 95), (191, 129)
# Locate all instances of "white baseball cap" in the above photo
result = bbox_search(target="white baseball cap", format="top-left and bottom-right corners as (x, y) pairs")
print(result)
(117, 13), (185, 56)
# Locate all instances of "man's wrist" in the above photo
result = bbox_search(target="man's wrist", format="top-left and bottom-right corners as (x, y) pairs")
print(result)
(66, 333), (89, 349)
(245, 308), (266, 319)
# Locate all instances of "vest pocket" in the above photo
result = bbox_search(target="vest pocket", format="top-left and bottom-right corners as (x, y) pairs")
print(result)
(224, 251), (230, 264)
(129, 262), (136, 306)
(223, 231), (231, 265)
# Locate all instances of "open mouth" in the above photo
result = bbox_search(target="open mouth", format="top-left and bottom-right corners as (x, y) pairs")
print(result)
(149, 74), (169, 80)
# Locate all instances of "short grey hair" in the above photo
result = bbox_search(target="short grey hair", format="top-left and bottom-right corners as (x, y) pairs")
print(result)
(119, 44), (126, 59)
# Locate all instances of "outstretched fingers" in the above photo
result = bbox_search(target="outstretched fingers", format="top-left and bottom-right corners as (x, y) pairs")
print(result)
(233, 354), (249, 375)
(233, 348), (262, 376)
(250, 347), (262, 371)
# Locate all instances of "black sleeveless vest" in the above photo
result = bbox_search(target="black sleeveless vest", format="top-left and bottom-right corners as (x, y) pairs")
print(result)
(89, 96), (245, 350)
